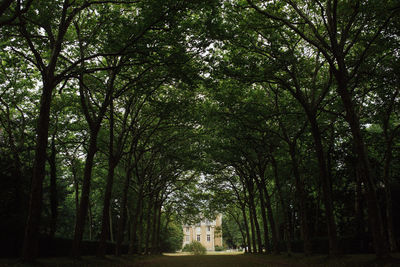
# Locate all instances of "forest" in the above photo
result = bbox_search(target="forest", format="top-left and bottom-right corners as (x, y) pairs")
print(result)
(0, 0), (399, 264)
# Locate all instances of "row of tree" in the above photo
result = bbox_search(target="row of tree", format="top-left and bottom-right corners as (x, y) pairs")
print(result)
(0, 0), (399, 262)
(0, 0), (216, 261)
(201, 0), (400, 260)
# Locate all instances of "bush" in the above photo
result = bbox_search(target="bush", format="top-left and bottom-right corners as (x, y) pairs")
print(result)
(182, 241), (206, 255)
(182, 243), (191, 252)
(215, 245), (224, 251)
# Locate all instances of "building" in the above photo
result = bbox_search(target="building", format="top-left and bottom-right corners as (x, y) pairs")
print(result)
(182, 214), (222, 251)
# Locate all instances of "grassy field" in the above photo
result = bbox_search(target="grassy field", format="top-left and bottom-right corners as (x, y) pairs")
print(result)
(1, 252), (400, 267)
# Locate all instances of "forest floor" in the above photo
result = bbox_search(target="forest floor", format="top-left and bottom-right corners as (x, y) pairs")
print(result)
(1, 252), (400, 267)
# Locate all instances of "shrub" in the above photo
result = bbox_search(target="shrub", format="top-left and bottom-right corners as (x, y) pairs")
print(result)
(182, 241), (206, 255)
(182, 243), (192, 252)
(191, 241), (207, 255)
(215, 245), (224, 251)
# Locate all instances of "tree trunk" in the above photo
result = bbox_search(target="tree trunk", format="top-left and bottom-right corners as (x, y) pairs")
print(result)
(22, 82), (54, 262)
(129, 187), (143, 254)
(88, 200), (93, 241)
(155, 201), (162, 254)
(115, 166), (132, 256)
(383, 139), (397, 252)
(48, 134), (58, 239)
(109, 208), (114, 242)
(71, 132), (99, 258)
(241, 203), (251, 253)
(248, 203), (257, 253)
(307, 113), (339, 255)
(247, 180), (262, 253)
(289, 143), (312, 255)
(255, 178), (270, 253)
(271, 156), (292, 256)
(137, 197), (145, 254)
(355, 162), (366, 251)
(335, 78), (389, 259)
(72, 162), (80, 218)
(98, 100), (118, 257)
(151, 194), (159, 254)
(144, 193), (153, 254)
(263, 185), (280, 254)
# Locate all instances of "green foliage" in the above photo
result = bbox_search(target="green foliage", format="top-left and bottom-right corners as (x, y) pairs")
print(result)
(159, 221), (184, 253)
(214, 245), (225, 251)
(182, 241), (207, 255)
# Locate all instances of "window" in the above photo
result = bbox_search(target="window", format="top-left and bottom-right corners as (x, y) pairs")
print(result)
(196, 227), (201, 233)
(207, 234), (210, 242)
(186, 227), (189, 233)
(207, 226), (211, 232)
(197, 235), (200, 241)
(186, 235), (189, 242)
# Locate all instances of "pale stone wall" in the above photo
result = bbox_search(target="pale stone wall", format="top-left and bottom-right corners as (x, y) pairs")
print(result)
(182, 214), (222, 251)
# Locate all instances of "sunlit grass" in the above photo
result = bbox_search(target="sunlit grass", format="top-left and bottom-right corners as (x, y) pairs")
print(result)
(163, 251), (244, 256)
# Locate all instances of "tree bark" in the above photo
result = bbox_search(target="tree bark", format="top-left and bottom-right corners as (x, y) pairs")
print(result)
(248, 202), (257, 253)
(98, 100), (118, 258)
(144, 193), (153, 254)
(271, 156), (292, 256)
(115, 166), (132, 256)
(48, 134), (58, 239)
(335, 78), (388, 258)
(241, 203), (252, 253)
(151, 193), (159, 254)
(129, 187), (143, 254)
(289, 143), (312, 255)
(22, 82), (54, 262)
(71, 132), (99, 258)
(307, 113), (339, 255)
(383, 130), (398, 252)
(383, 148), (397, 252)
(155, 201), (162, 254)
(263, 184), (280, 254)
(247, 179), (262, 253)
(255, 179), (270, 253)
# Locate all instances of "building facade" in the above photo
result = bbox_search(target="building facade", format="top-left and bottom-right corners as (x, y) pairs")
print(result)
(182, 214), (222, 251)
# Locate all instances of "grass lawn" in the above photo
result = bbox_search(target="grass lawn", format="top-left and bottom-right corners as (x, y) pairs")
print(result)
(1, 253), (400, 267)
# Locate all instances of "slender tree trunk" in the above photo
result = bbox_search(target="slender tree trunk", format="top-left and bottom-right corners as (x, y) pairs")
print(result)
(144, 193), (153, 254)
(115, 167), (132, 256)
(255, 179), (270, 253)
(241, 204), (251, 253)
(137, 197), (145, 254)
(263, 185), (279, 254)
(72, 131), (99, 258)
(307, 114), (339, 255)
(109, 208), (114, 242)
(48, 134), (58, 239)
(251, 191), (262, 253)
(88, 200), (93, 241)
(383, 140), (397, 252)
(72, 163), (80, 215)
(151, 194), (159, 254)
(289, 143), (312, 255)
(355, 162), (366, 251)
(335, 78), (389, 259)
(246, 179), (262, 253)
(271, 156), (292, 256)
(22, 82), (54, 261)
(155, 202), (162, 254)
(98, 100), (118, 257)
(129, 187), (143, 254)
(248, 204), (257, 253)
